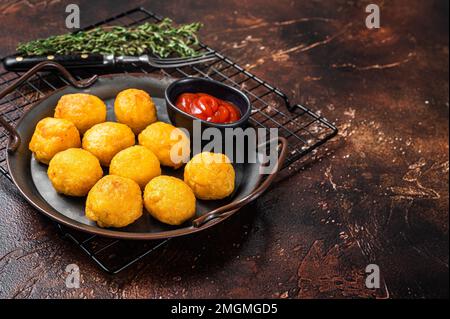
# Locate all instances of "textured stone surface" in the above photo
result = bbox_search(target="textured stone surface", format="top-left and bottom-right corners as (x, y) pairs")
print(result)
(0, 0), (448, 298)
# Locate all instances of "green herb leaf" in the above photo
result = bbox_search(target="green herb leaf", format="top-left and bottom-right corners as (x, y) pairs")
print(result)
(16, 18), (203, 58)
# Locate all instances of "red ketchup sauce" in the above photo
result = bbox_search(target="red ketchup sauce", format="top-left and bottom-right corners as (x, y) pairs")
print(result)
(175, 93), (241, 123)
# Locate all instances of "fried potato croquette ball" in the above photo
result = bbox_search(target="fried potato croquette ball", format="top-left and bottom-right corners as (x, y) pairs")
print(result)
(114, 89), (157, 134)
(86, 175), (143, 228)
(110, 145), (161, 189)
(138, 122), (190, 169)
(144, 176), (196, 226)
(184, 152), (235, 200)
(82, 122), (135, 166)
(29, 117), (81, 164)
(54, 93), (107, 134)
(48, 148), (103, 196)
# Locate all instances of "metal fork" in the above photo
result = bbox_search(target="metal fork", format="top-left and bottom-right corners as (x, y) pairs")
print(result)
(3, 52), (219, 71)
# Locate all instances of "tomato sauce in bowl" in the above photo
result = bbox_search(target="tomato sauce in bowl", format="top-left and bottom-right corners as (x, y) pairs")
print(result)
(165, 77), (252, 133)
(175, 93), (241, 124)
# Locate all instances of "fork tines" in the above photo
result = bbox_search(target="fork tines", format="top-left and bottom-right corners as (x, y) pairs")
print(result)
(148, 52), (218, 68)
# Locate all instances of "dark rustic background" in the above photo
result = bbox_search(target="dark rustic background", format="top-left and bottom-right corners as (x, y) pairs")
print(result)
(0, 0), (448, 299)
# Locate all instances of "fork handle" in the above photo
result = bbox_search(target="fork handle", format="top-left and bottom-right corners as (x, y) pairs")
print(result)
(3, 54), (151, 71)
(3, 54), (110, 71)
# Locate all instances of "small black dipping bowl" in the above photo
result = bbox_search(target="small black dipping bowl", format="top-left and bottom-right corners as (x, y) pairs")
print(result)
(165, 77), (252, 135)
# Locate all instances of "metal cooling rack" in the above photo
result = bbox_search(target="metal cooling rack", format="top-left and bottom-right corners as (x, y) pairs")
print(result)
(0, 7), (337, 274)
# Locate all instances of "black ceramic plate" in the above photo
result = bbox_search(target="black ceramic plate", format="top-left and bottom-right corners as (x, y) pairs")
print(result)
(6, 73), (263, 240)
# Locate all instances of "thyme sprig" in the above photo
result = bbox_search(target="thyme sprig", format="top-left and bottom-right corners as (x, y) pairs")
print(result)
(16, 18), (203, 57)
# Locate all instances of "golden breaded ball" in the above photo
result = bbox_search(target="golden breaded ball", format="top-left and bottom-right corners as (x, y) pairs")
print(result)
(48, 148), (103, 196)
(114, 89), (157, 134)
(184, 152), (235, 200)
(86, 175), (143, 228)
(29, 117), (81, 164)
(138, 122), (190, 169)
(144, 176), (196, 225)
(82, 122), (135, 166)
(110, 145), (161, 189)
(54, 93), (107, 134)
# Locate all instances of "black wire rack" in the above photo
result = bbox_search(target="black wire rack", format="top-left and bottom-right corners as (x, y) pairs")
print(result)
(0, 7), (337, 274)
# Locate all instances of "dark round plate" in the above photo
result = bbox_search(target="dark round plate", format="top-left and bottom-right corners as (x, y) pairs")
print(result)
(6, 73), (263, 240)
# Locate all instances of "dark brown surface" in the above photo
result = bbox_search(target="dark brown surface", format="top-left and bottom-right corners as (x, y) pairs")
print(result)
(0, 0), (448, 299)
